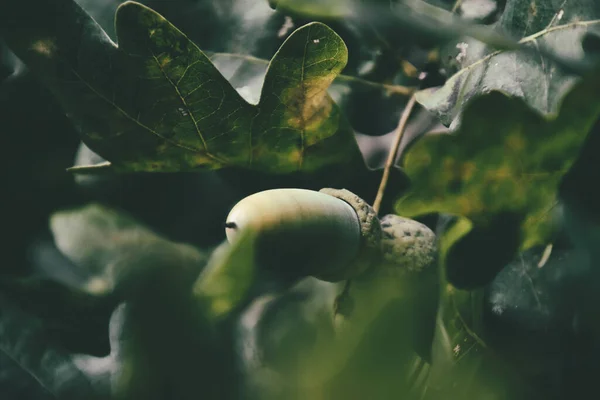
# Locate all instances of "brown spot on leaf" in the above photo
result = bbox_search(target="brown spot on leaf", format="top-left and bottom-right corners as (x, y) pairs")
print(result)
(529, 1), (537, 17)
(505, 134), (526, 152)
(31, 38), (57, 57)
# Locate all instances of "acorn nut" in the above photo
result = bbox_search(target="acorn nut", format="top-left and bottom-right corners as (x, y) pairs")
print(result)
(225, 188), (436, 282)
(225, 188), (380, 282)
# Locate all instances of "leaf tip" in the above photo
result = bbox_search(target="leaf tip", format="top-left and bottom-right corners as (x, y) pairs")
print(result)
(289, 21), (348, 66)
(115, 0), (157, 31)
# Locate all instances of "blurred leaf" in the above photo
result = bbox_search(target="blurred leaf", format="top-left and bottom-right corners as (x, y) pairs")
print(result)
(235, 228), (439, 398)
(70, 303), (126, 398)
(0, 278), (115, 357)
(48, 205), (243, 399)
(456, 0), (500, 23)
(269, 0), (355, 18)
(0, 0), (365, 174)
(238, 272), (431, 399)
(397, 68), (600, 279)
(50, 203), (162, 293)
(114, 267), (231, 400)
(326, 270), (437, 399)
(50, 204), (158, 268)
(78, 226), (229, 400)
(237, 278), (340, 398)
(0, 294), (105, 399)
(417, 0), (600, 126)
(194, 230), (257, 321)
(50, 203), (208, 296)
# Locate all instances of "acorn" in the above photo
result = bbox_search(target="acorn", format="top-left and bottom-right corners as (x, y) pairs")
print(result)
(226, 189), (439, 385)
(225, 187), (437, 283)
(225, 188), (381, 282)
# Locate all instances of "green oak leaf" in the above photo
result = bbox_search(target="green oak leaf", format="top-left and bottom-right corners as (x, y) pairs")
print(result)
(397, 68), (600, 255)
(0, 0), (360, 173)
(417, 0), (600, 126)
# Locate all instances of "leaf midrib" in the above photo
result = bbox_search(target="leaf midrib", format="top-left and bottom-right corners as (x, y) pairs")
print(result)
(298, 26), (311, 169)
(68, 66), (202, 155)
(149, 51), (227, 165)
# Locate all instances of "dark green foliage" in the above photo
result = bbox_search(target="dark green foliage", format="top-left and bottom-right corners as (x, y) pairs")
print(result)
(2, 0), (600, 399)
(417, 0), (600, 125)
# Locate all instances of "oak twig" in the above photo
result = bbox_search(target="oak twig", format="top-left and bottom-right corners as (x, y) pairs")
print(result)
(373, 94), (417, 214)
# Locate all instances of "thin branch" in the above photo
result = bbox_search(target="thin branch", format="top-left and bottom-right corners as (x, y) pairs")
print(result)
(335, 74), (416, 96)
(373, 94), (417, 214)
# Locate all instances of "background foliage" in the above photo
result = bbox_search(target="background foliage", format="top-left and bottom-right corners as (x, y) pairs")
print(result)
(1, 0), (600, 399)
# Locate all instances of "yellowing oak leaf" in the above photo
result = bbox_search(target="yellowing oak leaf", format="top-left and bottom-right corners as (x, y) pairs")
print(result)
(0, 0), (360, 173)
(398, 68), (600, 256)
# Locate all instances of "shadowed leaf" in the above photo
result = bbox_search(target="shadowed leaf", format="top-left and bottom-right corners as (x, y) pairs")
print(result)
(0, 293), (106, 399)
(417, 0), (600, 126)
(423, 284), (487, 400)
(0, 278), (115, 357)
(422, 220), (540, 400)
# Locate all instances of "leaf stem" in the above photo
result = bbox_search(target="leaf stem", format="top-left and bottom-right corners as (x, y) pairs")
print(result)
(208, 52), (416, 96)
(335, 74), (416, 96)
(373, 94), (417, 214)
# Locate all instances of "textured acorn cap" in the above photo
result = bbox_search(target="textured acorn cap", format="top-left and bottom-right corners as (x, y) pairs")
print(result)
(379, 214), (436, 275)
(319, 188), (382, 280)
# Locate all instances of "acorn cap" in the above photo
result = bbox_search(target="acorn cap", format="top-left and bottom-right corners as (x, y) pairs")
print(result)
(319, 188), (382, 280)
(379, 214), (437, 275)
